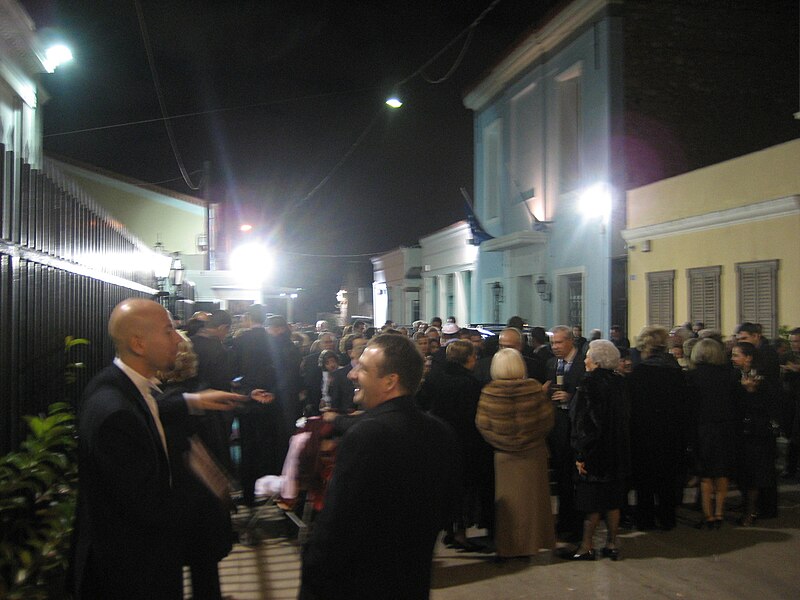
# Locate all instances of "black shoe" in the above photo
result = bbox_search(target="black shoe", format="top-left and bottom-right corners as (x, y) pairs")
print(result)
(738, 513), (758, 527)
(568, 549), (596, 561)
(453, 539), (484, 552)
(694, 519), (714, 530)
(601, 547), (620, 561)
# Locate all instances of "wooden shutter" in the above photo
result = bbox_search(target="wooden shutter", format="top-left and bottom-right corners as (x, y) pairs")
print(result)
(687, 266), (721, 329)
(647, 270), (674, 328)
(737, 260), (778, 338)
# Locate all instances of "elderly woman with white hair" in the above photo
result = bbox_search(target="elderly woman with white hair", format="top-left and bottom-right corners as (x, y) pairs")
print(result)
(476, 348), (555, 560)
(561, 340), (630, 560)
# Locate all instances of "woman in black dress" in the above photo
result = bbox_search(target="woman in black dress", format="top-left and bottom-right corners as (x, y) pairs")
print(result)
(628, 326), (687, 531)
(686, 338), (739, 528)
(731, 342), (779, 526)
(565, 340), (630, 561)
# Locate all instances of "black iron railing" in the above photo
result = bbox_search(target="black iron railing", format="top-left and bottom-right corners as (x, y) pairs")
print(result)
(0, 147), (159, 453)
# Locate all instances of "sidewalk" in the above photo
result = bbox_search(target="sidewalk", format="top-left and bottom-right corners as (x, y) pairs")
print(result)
(185, 481), (800, 599)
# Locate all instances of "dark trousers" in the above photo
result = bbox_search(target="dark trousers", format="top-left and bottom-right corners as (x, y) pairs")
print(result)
(548, 407), (582, 536)
(634, 477), (678, 529)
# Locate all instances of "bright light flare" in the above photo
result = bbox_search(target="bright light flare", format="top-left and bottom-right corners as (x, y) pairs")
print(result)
(385, 96), (403, 109)
(239, 224), (253, 232)
(230, 242), (272, 283)
(44, 44), (73, 72)
(578, 182), (612, 221)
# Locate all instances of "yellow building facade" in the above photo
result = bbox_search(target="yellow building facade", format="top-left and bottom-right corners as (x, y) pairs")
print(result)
(624, 139), (800, 339)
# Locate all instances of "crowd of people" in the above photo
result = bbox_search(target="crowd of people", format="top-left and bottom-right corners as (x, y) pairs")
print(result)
(71, 298), (800, 599)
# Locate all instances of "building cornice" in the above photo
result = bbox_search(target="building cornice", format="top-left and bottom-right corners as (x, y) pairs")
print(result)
(419, 220), (470, 246)
(481, 230), (549, 252)
(45, 156), (206, 212)
(463, 0), (612, 111)
(621, 196), (800, 243)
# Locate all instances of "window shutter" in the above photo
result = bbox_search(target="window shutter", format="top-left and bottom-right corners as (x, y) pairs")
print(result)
(737, 260), (778, 338)
(647, 270), (674, 328)
(687, 266), (721, 329)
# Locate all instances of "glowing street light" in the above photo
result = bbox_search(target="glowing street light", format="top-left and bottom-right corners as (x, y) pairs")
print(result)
(230, 242), (272, 283)
(578, 182), (612, 222)
(43, 44), (73, 72)
(385, 96), (403, 109)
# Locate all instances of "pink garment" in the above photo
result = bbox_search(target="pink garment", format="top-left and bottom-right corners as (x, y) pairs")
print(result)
(281, 431), (311, 499)
(254, 432), (311, 499)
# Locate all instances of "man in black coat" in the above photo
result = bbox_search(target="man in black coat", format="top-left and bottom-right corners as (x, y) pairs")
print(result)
(300, 331), (338, 414)
(232, 304), (280, 504)
(736, 321), (781, 517)
(422, 340), (493, 548)
(328, 335), (367, 413)
(300, 334), (458, 600)
(267, 314), (304, 438)
(72, 298), (247, 599)
(190, 309), (235, 471)
(545, 325), (587, 542)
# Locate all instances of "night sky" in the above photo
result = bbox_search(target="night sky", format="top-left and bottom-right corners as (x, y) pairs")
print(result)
(22, 0), (563, 319)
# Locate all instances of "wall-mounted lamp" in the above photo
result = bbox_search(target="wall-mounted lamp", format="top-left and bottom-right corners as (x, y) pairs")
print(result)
(491, 281), (504, 323)
(169, 253), (184, 288)
(491, 281), (504, 303)
(535, 276), (551, 302)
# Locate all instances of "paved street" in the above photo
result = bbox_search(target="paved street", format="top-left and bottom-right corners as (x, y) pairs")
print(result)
(199, 482), (800, 600)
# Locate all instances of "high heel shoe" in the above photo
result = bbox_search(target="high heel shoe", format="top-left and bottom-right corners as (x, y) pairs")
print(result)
(601, 547), (620, 561)
(737, 513), (758, 527)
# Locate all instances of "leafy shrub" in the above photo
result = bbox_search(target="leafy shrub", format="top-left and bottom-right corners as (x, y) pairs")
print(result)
(0, 403), (78, 599)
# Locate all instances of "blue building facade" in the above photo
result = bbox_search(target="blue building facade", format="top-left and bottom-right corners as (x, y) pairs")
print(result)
(464, 0), (626, 333)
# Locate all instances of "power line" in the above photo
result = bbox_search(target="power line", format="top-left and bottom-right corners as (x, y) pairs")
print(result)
(42, 86), (381, 138)
(397, 0), (503, 87)
(282, 0), (506, 213)
(135, 0), (200, 190)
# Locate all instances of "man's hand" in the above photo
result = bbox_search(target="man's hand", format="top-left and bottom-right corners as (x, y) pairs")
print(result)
(193, 389), (249, 410)
(250, 389), (274, 404)
(552, 390), (571, 404)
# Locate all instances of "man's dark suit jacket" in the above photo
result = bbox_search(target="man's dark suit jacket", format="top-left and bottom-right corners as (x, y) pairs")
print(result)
(300, 395), (458, 600)
(328, 364), (355, 413)
(72, 364), (189, 599)
(546, 350), (587, 400)
(301, 352), (324, 412)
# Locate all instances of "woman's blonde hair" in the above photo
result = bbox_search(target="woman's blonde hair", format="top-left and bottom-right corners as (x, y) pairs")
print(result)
(690, 337), (726, 366)
(636, 325), (669, 357)
(490, 348), (526, 380)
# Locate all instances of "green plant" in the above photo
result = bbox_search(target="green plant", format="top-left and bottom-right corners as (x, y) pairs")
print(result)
(0, 403), (78, 599)
(64, 336), (90, 386)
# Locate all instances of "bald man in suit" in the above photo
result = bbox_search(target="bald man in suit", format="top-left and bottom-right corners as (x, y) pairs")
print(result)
(71, 299), (257, 599)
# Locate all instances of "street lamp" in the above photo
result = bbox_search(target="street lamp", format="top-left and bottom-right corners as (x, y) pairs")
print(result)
(385, 95), (403, 109)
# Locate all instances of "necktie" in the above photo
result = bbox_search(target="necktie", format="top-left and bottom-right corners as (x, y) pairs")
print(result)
(144, 384), (170, 466)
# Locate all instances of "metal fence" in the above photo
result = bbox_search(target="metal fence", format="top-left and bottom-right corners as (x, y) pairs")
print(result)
(0, 146), (159, 453)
